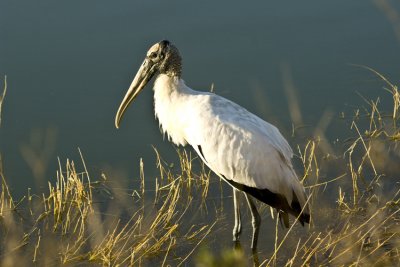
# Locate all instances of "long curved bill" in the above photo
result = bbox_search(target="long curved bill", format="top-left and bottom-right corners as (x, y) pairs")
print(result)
(115, 58), (156, 129)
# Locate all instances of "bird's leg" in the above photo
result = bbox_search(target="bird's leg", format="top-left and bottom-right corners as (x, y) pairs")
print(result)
(245, 193), (261, 252)
(232, 188), (242, 243)
(252, 250), (260, 267)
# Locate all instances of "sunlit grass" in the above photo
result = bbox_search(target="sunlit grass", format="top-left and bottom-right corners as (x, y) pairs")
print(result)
(0, 145), (215, 266)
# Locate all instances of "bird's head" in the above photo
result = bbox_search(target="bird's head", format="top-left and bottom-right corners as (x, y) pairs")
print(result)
(115, 40), (182, 129)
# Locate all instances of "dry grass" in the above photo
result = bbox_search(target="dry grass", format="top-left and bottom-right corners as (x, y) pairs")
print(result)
(0, 147), (215, 266)
(263, 67), (400, 266)
(0, 76), (7, 127)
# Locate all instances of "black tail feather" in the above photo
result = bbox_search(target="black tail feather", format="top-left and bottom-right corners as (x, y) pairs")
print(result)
(222, 175), (310, 227)
(290, 189), (310, 225)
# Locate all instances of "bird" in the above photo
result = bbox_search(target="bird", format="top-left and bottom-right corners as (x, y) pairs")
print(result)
(115, 40), (310, 251)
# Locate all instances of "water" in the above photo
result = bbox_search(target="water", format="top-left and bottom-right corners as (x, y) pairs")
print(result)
(1, 0), (400, 261)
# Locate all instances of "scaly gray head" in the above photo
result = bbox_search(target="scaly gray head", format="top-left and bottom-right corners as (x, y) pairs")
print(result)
(115, 40), (182, 128)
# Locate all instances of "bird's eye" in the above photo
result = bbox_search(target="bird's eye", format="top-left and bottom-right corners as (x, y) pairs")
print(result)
(149, 52), (157, 59)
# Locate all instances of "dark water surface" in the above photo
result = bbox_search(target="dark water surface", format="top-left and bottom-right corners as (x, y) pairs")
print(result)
(2, 0), (399, 192)
(1, 0), (400, 261)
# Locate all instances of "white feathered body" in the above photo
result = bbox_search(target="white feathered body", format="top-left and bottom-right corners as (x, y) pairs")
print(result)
(153, 74), (308, 216)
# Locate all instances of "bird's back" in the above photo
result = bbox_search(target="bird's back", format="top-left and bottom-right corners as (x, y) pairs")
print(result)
(184, 90), (310, 226)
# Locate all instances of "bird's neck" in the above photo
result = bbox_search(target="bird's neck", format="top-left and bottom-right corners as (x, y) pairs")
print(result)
(153, 74), (190, 105)
(153, 74), (190, 146)
(153, 74), (184, 95)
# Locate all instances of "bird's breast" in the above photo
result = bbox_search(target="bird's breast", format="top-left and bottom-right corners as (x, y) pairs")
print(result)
(153, 75), (194, 146)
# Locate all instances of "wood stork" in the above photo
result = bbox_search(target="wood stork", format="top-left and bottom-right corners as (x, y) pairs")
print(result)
(115, 40), (310, 251)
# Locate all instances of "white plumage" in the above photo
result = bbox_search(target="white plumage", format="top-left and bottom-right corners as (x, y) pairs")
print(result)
(115, 40), (310, 251)
(154, 74), (303, 201)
